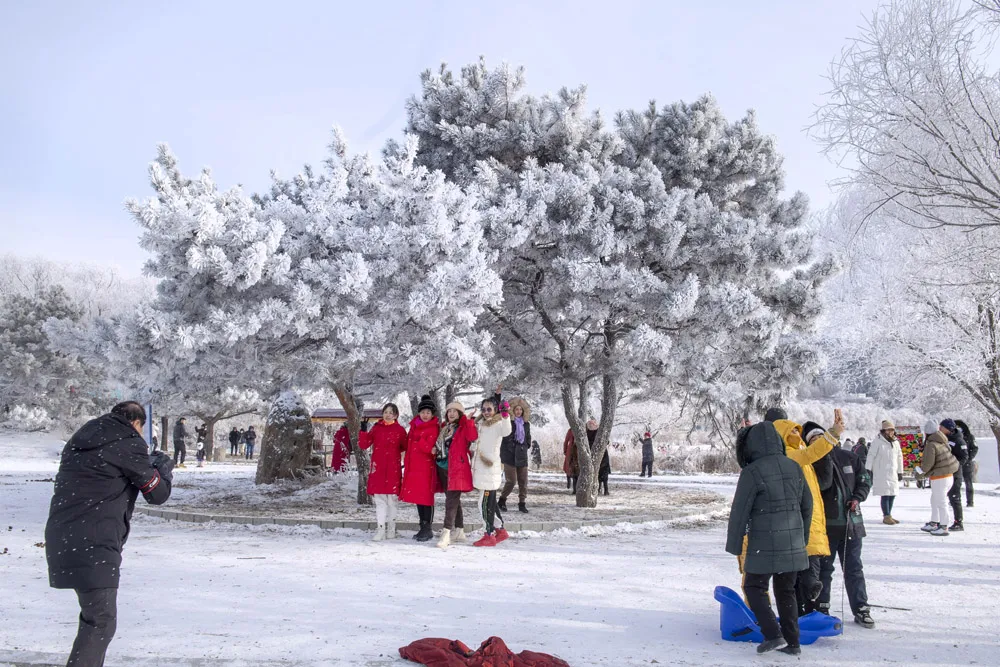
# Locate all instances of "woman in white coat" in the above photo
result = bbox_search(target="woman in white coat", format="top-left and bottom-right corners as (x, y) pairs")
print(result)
(470, 396), (512, 547)
(865, 420), (904, 524)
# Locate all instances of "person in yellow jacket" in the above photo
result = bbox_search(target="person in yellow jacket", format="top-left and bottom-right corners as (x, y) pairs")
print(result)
(773, 410), (844, 615)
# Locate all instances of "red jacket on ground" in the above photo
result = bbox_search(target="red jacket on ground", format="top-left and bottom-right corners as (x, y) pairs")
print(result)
(400, 417), (441, 506)
(399, 636), (570, 667)
(358, 420), (407, 495)
(331, 426), (351, 473)
(442, 415), (478, 493)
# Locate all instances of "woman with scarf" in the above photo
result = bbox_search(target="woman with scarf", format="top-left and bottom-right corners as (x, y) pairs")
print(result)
(400, 395), (441, 542)
(499, 397), (532, 514)
(471, 396), (512, 547)
(434, 401), (478, 549)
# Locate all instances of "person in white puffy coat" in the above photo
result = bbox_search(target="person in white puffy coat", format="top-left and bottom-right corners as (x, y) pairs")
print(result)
(865, 420), (904, 524)
(470, 396), (512, 547)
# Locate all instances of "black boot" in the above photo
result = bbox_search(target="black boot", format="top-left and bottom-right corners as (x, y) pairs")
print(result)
(518, 502), (528, 513)
(498, 497), (508, 512)
(414, 521), (432, 541)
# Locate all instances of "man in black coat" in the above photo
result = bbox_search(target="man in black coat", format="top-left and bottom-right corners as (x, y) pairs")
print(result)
(812, 432), (874, 628)
(954, 419), (978, 508)
(45, 401), (173, 666)
(172, 416), (190, 466)
(229, 426), (241, 457)
(940, 418), (968, 530)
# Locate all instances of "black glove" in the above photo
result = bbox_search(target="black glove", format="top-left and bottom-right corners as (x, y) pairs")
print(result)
(150, 451), (175, 482)
(898, 473), (903, 482)
(360, 418), (369, 432)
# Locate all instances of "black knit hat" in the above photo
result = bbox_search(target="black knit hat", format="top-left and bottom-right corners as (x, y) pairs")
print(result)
(416, 394), (437, 415)
(801, 420), (824, 444)
(763, 407), (788, 422)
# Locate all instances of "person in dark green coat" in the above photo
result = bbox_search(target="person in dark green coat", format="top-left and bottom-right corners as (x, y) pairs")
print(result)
(727, 421), (813, 655)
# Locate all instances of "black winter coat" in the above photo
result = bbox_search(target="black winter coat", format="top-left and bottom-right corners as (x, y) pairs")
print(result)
(500, 421), (532, 468)
(587, 428), (611, 481)
(815, 445), (871, 540)
(229, 429), (240, 445)
(641, 437), (654, 463)
(45, 414), (172, 590)
(948, 429), (969, 466)
(172, 421), (190, 446)
(726, 422), (812, 575)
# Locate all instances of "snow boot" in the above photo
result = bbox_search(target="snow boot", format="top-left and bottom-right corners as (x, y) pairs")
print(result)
(386, 521), (397, 539)
(473, 533), (497, 547)
(373, 525), (386, 542)
(816, 602), (831, 616)
(415, 521), (434, 542)
(436, 530), (451, 549)
(949, 521), (964, 532)
(890, 516), (900, 524)
(854, 606), (875, 628)
(451, 527), (467, 543)
(778, 645), (801, 656)
(930, 524), (949, 536)
(967, 501), (974, 508)
(920, 521), (938, 533)
(494, 528), (509, 544)
(882, 515), (895, 525)
(757, 638), (787, 654)
(518, 502), (528, 514)
(498, 497), (508, 512)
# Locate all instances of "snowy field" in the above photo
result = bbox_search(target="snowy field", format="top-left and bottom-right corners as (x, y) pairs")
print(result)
(2, 431), (999, 666)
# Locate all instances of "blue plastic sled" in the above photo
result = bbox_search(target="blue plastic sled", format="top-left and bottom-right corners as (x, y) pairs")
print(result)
(713, 586), (843, 645)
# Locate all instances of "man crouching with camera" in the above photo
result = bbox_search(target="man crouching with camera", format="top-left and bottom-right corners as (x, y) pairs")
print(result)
(45, 401), (173, 666)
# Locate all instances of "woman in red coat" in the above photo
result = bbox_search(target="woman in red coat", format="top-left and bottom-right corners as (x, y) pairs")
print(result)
(331, 425), (351, 473)
(434, 401), (478, 549)
(563, 429), (579, 493)
(358, 403), (407, 541)
(400, 394), (441, 542)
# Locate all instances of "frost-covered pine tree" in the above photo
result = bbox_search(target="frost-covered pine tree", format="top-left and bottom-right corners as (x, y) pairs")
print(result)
(404, 61), (831, 506)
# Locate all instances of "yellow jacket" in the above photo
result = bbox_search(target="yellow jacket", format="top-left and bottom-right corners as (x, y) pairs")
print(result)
(773, 419), (833, 558)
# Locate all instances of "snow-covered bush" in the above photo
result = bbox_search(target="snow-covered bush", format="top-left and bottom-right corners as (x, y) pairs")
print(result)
(2, 405), (55, 432)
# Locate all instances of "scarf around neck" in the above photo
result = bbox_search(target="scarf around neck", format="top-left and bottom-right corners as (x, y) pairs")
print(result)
(514, 416), (525, 443)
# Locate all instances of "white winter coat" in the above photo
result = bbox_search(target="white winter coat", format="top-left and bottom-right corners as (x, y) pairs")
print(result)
(471, 415), (512, 491)
(865, 433), (903, 496)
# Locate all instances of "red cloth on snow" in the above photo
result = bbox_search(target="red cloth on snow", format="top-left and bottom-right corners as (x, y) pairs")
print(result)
(399, 637), (570, 667)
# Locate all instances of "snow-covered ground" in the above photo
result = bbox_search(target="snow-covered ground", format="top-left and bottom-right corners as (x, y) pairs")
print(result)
(2, 430), (999, 666)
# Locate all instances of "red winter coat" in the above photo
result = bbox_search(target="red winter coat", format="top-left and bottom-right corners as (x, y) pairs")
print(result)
(441, 416), (478, 493)
(400, 417), (441, 506)
(358, 420), (407, 495)
(331, 426), (351, 473)
(562, 429), (578, 476)
(399, 636), (569, 667)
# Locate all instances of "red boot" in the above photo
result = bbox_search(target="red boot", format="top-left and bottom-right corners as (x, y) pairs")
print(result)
(473, 533), (497, 547)
(494, 528), (509, 544)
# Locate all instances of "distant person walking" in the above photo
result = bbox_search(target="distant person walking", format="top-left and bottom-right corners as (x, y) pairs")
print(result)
(244, 426), (257, 460)
(229, 427), (240, 457)
(172, 417), (190, 467)
(865, 420), (903, 525)
(939, 419), (967, 531)
(954, 419), (978, 508)
(640, 432), (654, 477)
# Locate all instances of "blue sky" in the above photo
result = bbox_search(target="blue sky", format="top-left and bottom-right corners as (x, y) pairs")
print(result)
(0, 0), (877, 276)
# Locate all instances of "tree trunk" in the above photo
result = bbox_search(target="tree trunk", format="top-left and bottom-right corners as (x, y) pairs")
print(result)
(161, 416), (169, 453)
(562, 375), (618, 508)
(992, 421), (1000, 480)
(255, 391), (315, 484)
(334, 384), (372, 506)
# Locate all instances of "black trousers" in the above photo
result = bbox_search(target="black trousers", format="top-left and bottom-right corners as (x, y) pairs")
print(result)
(795, 555), (822, 615)
(818, 531), (869, 615)
(743, 571), (799, 645)
(948, 471), (964, 524)
(68, 587), (117, 667)
(641, 461), (653, 477)
(963, 462), (975, 505)
(173, 444), (186, 465)
(230, 441), (239, 456)
(416, 503), (434, 524)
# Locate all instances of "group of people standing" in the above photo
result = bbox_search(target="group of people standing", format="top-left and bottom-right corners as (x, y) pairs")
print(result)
(227, 425), (257, 460)
(357, 389), (534, 549)
(726, 408), (875, 656)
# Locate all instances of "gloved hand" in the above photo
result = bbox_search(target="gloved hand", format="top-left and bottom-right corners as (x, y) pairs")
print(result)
(360, 418), (369, 432)
(150, 451), (174, 482)
(500, 401), (510, 418)
(846, 499), (860, 513)
(898, 473), (903, 482)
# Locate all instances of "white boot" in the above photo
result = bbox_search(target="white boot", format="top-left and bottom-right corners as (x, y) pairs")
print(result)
(451, 527), (466, 543)
(386, 521), (397, 539)
(373, 525), (386, 542)
(437, 529), (451, 549)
